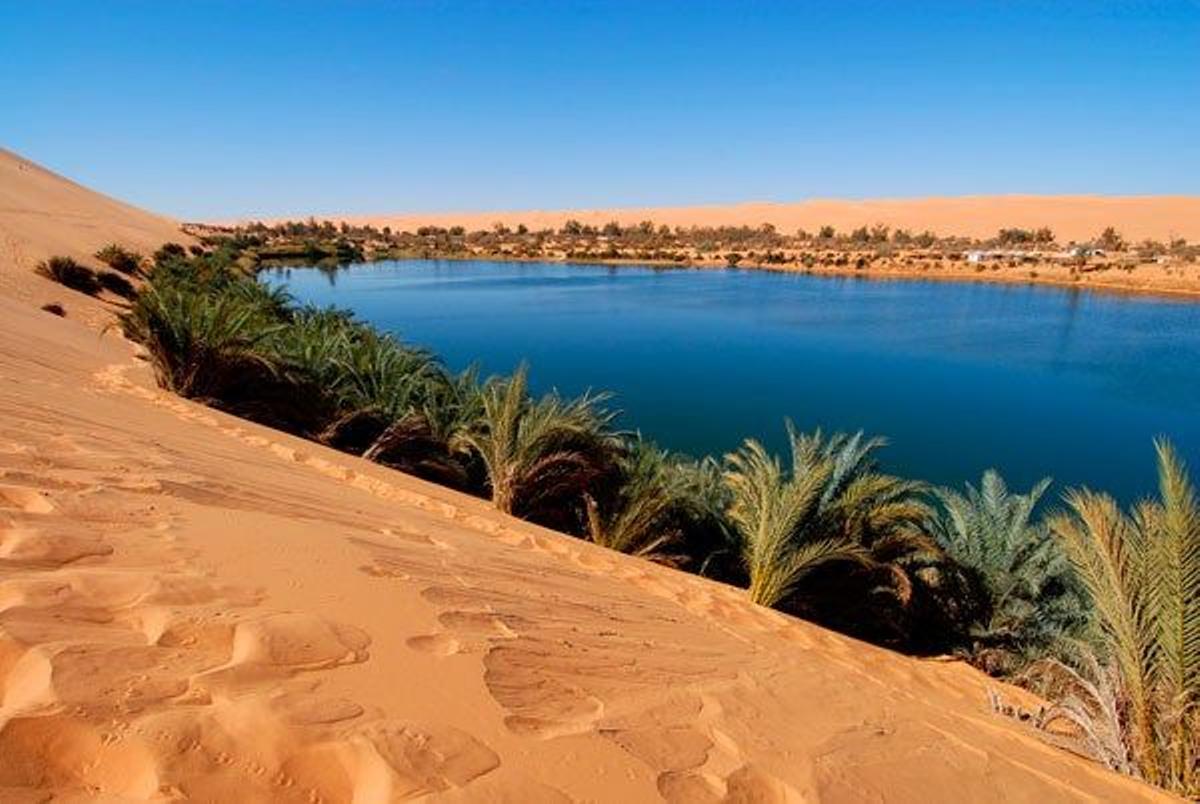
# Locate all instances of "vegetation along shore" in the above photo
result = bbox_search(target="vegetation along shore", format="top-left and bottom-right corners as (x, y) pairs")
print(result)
(187, 216), (1200, 300)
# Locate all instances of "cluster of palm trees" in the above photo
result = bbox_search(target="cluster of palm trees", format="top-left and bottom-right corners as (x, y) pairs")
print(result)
(116, 244), (1197, 796)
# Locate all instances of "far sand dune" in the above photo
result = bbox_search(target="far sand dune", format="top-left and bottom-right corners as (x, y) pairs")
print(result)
(327, 195), (1200, 243)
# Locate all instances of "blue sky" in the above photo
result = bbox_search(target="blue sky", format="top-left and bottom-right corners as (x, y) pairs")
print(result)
(3, 1), (1198, 219)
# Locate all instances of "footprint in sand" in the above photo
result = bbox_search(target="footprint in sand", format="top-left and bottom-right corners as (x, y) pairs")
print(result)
(0, 523), (113, 567)
(359, 562), (412, 580)
(0, 484), (55, 514)
(270, 443), (304, 462)
(226, 612), (372, 670)
(406, 632), (461, 657)
(360, 720), (500, 796)
(438, 610), (517, 639)
(571, 549), (619, 573)
(275, 693), (366, 726)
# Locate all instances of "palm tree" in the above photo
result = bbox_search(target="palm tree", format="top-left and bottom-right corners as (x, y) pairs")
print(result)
(787, 424), (929, 556)
(724, 434), (865, 608)
(452, 364), (617, 518)
(1045, 440), (1199, 795)
(584, 440), (714, 560)
(359, 367), (484, 489)
(274, 310), (480, 486)
(121, 281), (282, 399)
(930, 471), (1087, 669)
(270, 307), (446, 444)
(724, 422), (932, 614)
(330, 330), (444, 420)
(270, 306), (356, 390)
(776, 424), (933, 637)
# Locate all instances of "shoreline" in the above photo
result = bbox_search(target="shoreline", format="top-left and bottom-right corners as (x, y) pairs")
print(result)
(297, 250), (1200, 303)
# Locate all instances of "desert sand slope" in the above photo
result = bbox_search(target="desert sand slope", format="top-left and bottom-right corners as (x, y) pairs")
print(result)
(330, 195), (1200, 243)
(0, 148), (192, 308)
(0, 296), (1173, 802)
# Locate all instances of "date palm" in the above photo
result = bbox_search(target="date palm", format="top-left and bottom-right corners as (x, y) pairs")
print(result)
(359, 367), (484, 489)
(584, 440), (717, 560)
(724, 434), (866, 608)
(775, 424), (933, 636)
(275, 308), (449, 448)
(930, 471), (1086, 668)
(452, 364), (617, 518)
(725, 422), (931, 612)
(120, 281), (282, 399)
(331, 330), (444, 419)
(787, 424), (930, 558)
(1046, 440), (1199, 795)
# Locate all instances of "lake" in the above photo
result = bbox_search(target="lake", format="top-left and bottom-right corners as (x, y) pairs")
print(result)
(264, 259), (1200, 504)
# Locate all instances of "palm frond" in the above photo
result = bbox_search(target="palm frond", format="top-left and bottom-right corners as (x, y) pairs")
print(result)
(1048, 440), (1200, 794)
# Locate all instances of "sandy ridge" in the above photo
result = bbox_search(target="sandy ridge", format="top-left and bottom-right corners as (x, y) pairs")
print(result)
(0, 149), (195, 318)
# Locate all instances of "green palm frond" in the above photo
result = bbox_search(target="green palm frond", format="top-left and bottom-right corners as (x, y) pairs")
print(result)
(725, 422), (930, 612)
(452, 363), (617, 518)
(585, 440), (694, 558)
(931, 470), (1085, 667)
(121, 281), (284, 398)
(1047, 440), (1200, 795)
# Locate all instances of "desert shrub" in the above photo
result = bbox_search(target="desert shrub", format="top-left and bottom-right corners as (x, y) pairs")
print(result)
(1097, 226), (1125, 252)
(98, 270), (138, 300)
(153, 242), (189, 268)
(997, 228), (1035, 246)
(36, 256), (100, 295)
(94, 244), (143, 275)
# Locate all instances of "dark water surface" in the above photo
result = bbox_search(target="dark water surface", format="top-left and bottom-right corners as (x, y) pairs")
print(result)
(264, 260), (1200, 504)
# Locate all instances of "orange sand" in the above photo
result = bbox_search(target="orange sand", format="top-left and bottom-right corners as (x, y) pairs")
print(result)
(323, 195), (1200, 244)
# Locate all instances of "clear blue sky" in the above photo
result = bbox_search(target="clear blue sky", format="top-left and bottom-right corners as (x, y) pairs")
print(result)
(3, 1), (1198, 219)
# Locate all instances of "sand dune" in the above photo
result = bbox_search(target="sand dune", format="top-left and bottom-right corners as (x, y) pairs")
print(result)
(0, 149), (192, 313)
(312, 195), (1200, 244)
(0, 150), (1175, 800)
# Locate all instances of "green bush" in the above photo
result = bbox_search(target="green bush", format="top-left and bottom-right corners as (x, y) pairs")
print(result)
(36, 256), (100, 295)
(98, 270), (138, 300)
(94, 244), (143, 275)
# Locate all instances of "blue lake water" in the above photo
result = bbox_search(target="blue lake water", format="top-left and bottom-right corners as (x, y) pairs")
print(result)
(264, 260), (1200, 505)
